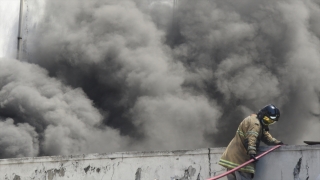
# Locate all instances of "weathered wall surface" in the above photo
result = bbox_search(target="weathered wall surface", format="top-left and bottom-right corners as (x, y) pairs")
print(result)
(0, 145), (319, 180)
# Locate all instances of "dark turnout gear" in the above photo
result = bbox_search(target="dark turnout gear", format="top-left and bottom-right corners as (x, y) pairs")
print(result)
(219, 114), (281, 174)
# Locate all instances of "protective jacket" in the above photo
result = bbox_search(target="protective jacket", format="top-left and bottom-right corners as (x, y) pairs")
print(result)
(218, 114), (281, 174)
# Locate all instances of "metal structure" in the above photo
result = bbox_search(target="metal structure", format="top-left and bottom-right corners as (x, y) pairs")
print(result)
(17, 0), (23, 60)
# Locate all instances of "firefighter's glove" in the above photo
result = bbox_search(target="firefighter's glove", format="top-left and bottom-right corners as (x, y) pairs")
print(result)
(248, 151), (258, 161)
(277, 141), (284, 145)
(249, 154), (258, 161)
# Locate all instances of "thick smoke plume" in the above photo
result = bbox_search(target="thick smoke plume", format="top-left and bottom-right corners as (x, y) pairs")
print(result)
(0, 58), (126, 157)
(1, 0), (320, 158)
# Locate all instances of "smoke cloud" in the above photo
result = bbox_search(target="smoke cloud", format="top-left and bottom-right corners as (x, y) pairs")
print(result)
(1, 0), (320, 158)
(0, 58), (126, 156)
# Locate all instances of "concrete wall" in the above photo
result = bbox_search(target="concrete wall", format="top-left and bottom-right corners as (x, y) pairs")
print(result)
(0, 145), (320, 180)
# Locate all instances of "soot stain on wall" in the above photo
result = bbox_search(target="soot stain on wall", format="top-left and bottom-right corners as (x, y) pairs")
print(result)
(13, 175), (20, 180)
(47, 167), (66, 180)
(293, 157), (302, 180)
(84, 165), (91, 174)
(135, 168), (142, 180)
(171, 166), (197, 180)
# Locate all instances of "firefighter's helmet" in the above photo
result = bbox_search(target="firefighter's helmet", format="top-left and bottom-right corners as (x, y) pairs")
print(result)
(257, 104), (280, 125)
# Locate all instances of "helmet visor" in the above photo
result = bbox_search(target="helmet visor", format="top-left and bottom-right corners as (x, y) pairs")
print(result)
(262, 116), (276, 125)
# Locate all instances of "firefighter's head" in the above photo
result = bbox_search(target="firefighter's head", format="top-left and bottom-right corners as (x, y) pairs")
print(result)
(257, 104), (280, 126)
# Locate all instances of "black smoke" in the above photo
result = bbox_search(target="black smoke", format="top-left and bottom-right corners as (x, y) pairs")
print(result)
(0, 0), (320, 158)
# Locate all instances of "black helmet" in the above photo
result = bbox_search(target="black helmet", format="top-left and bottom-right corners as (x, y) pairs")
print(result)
(257, 104), (280, 125)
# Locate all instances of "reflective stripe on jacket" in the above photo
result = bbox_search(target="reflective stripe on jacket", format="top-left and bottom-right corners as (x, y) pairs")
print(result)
(218, 114), (280, 174)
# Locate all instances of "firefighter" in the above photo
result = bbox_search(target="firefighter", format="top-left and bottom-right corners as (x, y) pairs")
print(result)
(218, 104), (284, 180)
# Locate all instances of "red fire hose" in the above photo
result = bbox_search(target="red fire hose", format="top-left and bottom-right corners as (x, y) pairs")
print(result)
(207, 145), (282, 180)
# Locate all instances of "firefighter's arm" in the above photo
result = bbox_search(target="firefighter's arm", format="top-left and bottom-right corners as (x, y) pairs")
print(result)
(261, 129), (282, 145)
(246, 123), (260, 155)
